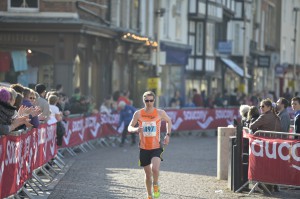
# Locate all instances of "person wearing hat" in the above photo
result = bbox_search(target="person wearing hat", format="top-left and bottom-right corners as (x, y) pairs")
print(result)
(35, 83), (51, 121)
(118, 101), (136, 147)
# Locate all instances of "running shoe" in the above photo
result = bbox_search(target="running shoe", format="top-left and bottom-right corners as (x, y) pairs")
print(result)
(153, 184), (160, 198)
(147, 196), (153, 199)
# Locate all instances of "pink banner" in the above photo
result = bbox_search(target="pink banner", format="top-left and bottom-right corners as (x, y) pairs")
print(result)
(248, 134), (300, 186)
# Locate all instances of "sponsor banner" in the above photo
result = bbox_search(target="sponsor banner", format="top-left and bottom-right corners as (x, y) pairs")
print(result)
(60, 109), (240, 148)
(248, 133), (300, 186)
(166, 108), (240, 131)
(35, 123), (57, 168)
(0, 123), (57, 198)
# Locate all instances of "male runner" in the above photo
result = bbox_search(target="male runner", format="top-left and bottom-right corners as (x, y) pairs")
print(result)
(128, 91), (172, 199)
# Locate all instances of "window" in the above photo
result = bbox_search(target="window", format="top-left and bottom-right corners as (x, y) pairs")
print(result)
(196, 22), (203, 55)
(206, 23), (215, 56)
(175, 0), (182, 40)
(9, 0), (38, 11)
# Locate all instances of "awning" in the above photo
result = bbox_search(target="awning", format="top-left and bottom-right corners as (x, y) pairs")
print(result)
(160, 41), (192, 66)
(221, 58), (251, 78)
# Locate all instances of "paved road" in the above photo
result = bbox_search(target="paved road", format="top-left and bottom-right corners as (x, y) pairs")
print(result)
(48, 135), (300, 199)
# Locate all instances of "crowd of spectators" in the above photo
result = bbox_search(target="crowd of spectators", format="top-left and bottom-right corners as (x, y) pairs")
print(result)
(166, 87), (298, 109)
(0, 82), (100, 145)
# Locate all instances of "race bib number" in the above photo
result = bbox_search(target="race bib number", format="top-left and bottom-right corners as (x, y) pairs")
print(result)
(142, 121), (156, 137)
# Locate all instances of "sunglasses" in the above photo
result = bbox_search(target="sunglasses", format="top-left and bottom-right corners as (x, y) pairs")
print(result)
(30, 97), (36, 100)
(259, 105), (265, 108)
(144, 99), (154, 103)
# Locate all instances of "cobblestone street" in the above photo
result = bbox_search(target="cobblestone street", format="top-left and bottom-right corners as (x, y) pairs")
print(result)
(48, 134), (300, 199)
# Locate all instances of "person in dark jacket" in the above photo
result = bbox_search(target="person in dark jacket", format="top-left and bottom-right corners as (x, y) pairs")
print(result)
(291, 97), (300, 139)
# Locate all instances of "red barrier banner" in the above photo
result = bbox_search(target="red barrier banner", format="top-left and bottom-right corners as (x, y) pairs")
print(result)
(61, 114), (120, 148)
(1, 132), (35, 198)
(0, 123), (57, 198)
(35, 123), (57, 168)
(60, 108), (240, 148)
(166, 108), (240, 131)
(248, 134), (300, 186)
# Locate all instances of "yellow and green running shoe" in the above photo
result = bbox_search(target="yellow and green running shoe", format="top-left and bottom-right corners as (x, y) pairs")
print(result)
(153, 184), (160, 198)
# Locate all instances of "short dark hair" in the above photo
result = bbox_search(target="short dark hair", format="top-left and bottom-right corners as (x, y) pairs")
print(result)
(279, 97), (289, 108)
(292, 97), (300, 105)
(35, 84), (46, 94)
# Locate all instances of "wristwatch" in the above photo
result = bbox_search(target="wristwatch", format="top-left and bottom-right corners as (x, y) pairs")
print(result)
(166, 133), (170, 136)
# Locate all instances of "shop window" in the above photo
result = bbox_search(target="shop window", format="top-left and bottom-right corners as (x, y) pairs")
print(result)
(9, 0), (39, 11)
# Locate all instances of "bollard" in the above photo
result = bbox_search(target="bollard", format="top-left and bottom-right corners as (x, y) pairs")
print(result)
(217, 127), (236, 180)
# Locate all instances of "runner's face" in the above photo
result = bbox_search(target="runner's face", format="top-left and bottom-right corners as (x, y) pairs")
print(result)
(144, 96), (155, 107)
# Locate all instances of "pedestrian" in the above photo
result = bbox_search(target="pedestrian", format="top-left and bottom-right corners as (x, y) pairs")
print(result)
(118, 101), (136, 147)
(276, 97), (291, 132)
(291, 97), (300, 139)
(128, 91), (172, 199)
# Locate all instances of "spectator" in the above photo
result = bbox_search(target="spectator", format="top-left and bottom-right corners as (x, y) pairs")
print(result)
(184, 97), (196, 108)
(245, 106), (260, 129)
(169, 90), (183, 108)
(10, 83), (24, 94)
(48, 95), (65, 146)
(35, 83), (51, 121)
(229, 88), (239, 106)
(276, 97), (291, 132)
(69, 96), (88, 114)
(69, 87), (81, 104)
(192, 88), (203, 107)
(22, 88), (40, 128)
(239, 105), (250, 127)
(291, 97), (300, 139)
(214, 92), (224, 107)
(118, 101), (136, 147)
(118, 90), (133, 105)
(100, 95), (113, 115)
(0, 87), (30, 134)
(249, 98), (282, 133)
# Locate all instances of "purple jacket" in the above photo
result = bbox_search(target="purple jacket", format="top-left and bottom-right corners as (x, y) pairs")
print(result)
(22, 99), (40, 128)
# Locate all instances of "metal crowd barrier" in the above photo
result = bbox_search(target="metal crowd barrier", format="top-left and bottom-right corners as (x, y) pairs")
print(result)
(236, 129), (300, 195)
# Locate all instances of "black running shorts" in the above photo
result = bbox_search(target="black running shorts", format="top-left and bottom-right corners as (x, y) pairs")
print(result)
(139, 148), (164, 167)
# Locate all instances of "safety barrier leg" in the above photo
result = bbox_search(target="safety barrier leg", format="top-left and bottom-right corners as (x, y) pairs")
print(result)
(18, 187), (35, 199)
(57, 149), (65, 159)
(25, 180), (39, 195)
(29, 178), (46, 191)
(41, 166), (55, 179)
(248, 182), (271, 196)
(32, 172), (47, 188)
(53, 159), (64, 170)
(66, 147), (77, 156)
(45, 163), (59, 175)
(55, 155), (66, 166)
(235, 181), (250, 193)
(79, 144), (88, 152)
(86, 141), (96, 150)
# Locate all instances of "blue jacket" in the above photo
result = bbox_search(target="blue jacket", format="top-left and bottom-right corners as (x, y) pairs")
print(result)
(119, 105), (136, 126)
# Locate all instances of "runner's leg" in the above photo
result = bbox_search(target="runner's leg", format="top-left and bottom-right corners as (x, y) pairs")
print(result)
(144, 165), (153, 196)
(151, 157), (161, 184)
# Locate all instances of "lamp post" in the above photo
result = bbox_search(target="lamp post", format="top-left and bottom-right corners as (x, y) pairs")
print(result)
(293, 7), (299, 94)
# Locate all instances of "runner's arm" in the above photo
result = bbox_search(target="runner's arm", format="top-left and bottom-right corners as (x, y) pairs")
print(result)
(161, 110), (172, 135)
(128, 111), (140, 133)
